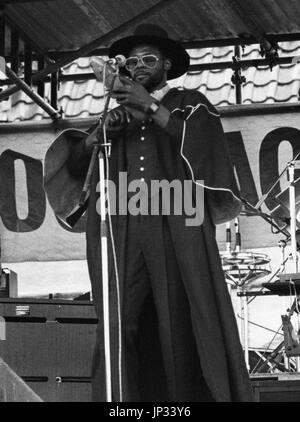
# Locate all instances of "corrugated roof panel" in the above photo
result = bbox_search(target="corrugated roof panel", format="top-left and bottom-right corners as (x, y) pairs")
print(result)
(3, 0), (300, 57)
(7, 1), (97, 51)
(5, 0), (161, 52)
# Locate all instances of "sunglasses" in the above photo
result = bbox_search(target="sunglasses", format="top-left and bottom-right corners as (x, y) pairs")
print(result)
(125, 54), (160, 71)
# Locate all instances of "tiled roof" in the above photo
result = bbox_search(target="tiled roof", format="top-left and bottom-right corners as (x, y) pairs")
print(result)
(1, 41), (300, 122)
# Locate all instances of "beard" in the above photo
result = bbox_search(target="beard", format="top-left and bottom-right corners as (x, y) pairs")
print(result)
(132, 67), (166, 91)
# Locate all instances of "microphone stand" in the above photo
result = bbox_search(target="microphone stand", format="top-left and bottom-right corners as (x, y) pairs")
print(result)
(79, 67), (119, 403)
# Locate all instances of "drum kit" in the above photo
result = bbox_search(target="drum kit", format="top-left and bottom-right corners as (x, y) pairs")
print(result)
(220, 155), (300, 373)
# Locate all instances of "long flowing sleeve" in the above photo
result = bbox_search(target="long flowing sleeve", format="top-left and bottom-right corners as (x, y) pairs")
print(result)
(44, 128), (93, 225)
(66, 131), (92, 178)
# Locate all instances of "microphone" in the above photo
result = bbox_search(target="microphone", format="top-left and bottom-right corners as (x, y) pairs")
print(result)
(107, 55), (126, 67)
(89, 56), (124, 91)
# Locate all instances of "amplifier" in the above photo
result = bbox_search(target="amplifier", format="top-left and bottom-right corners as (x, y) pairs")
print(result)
(0, 298), (97, 402)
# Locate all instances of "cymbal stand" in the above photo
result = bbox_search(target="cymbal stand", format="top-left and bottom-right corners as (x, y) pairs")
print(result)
(227, 217), (251, 370)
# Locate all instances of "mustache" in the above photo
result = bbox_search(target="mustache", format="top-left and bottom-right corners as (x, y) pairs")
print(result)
(134, 68), (150, 74)
(135, 72), (150, 76)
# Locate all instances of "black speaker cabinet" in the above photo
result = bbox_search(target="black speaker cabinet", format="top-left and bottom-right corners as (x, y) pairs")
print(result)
(251, 374), (300, 402)
(0, 299), (97, 402)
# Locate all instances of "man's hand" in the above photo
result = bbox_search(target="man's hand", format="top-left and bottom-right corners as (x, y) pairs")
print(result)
(112, 75), (153, 119)
(84, 106), (130, 150)
(104, 106), (131, 131)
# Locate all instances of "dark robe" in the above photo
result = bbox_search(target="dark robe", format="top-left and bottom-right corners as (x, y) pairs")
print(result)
(44, 88), (254, 402)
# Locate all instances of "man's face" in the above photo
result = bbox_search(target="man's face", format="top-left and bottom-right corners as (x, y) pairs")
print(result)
(126, 44), (169, 91)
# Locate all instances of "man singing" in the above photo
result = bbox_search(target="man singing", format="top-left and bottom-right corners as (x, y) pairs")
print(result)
(45, 24), (253, 402)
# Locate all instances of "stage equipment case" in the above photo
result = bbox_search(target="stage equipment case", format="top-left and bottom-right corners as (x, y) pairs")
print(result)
(0, 298), (97, 402)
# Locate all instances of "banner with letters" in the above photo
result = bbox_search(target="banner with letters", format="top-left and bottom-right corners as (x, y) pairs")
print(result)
(0, 106), (299, 262)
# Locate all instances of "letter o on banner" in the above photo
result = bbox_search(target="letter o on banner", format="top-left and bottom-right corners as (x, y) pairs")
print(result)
(0, 150), (46, 232)
(259, 127), (300, 212)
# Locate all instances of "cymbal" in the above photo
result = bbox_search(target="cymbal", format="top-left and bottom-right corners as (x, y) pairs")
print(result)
(220, 251), (270, 266)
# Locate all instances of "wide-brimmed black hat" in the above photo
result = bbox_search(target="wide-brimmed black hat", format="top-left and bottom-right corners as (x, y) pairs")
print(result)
(109, 24), (190, 80)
